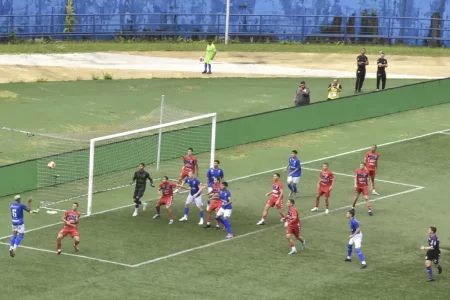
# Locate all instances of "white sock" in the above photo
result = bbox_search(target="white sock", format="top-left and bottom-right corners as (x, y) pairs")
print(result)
(207, 222), (210, 225)
(184, 214), (187, 218)
(134, 208), (138, 213)
(291, 246), (296, 251)
(347, 256), (351, 259)
(362, 260), (366, 264)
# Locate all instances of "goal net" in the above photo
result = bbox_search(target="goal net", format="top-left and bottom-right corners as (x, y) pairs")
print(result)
(1, 98), (217, 216)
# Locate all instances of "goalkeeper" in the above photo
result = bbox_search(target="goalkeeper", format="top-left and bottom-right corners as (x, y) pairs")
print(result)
(202, 40), (217, 74)
(130, 163), (154, 217)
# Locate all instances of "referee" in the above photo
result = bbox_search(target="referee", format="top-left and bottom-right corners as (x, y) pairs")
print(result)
(355, 48), (368, 93)
(376, 52), (388, 91)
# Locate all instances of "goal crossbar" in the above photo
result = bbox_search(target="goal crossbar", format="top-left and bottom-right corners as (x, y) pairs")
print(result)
(87, 112), (217, 216)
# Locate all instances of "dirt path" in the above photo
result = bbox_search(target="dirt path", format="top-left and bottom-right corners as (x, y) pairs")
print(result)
(0, 51), (447, 83)
(130, 51), (449, 78)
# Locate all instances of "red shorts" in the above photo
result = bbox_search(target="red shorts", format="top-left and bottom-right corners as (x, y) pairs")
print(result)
(179, 168), (194, 180)
(179, 169), (190, 180)
(267, 196), (283, 209)
(367, 169), (376, 178)
(355, 186), (368, 196)
(286, 225), (300, 237)
(208, 200), (222, 212)
(59, 228), (79, 238)
(317, 186), (331, 198)
(157, 196), (173, 207)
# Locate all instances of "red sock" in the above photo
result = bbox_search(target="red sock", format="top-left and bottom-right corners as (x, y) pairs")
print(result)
(168, 211), (173, 219)
(315, 198), (319, 207)
(261, 215), (266, 220)
(325, 199), (329, 209)
(367, 203), (372, 211)
(207, 216), (211, 222)
(74, 241), (79, 246)
(57, 243), (61, 250)
(156, 207), (160, 214)
(289, 243), (294, 247)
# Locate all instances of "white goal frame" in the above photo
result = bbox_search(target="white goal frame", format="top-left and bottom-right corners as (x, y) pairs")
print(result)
(86, 112), (217, 216)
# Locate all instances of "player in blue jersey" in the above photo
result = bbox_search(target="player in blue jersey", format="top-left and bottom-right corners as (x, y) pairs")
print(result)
(285, 150), (301, 197)
(179, 171), (204, 225)
(345, 209), (367, 269)
(9, 195), (32, 257)
(216, 181), (233, 239)
(420, 226), (443, 281)
(206, 159), (224, 210)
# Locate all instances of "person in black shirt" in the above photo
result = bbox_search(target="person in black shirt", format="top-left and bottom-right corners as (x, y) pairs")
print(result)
(355, 48), (369, 93)
(420, 226), (443, 281)
(130, 163), (154, 217)
(376, 52), (388, 91)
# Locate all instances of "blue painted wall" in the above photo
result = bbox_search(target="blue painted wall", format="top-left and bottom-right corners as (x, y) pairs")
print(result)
(0, 0), (448, 46)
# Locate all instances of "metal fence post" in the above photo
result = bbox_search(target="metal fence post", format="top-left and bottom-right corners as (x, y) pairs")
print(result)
(387, 16), (391, 44)
(259, 15), (262, 35)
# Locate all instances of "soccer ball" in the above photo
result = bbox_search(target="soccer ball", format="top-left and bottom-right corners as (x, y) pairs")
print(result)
(199, 56), (204, 62)
(47, 161), (56, 169)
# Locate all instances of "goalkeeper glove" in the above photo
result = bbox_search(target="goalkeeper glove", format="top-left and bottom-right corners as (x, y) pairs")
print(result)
(129, 181), (134, 185)
(150, 182), (155, 188)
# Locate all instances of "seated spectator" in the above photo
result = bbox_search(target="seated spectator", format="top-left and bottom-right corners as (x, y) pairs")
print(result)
(327, 79), (342, 100)
(293, 81), (310, 106)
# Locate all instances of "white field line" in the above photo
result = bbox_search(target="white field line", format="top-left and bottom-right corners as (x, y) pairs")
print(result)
(131, 186), (424, 268)
(302, 167), (424, 189)
(0, 241), (133, 267)
(0, 128), (445, 242)
(0, 186), (423, 267)
(439, 131), (450, 135)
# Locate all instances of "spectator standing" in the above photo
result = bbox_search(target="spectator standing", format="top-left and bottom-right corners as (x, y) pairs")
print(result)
(376, 52), (388, 91)
(327, 79), (342, 100)
(355, 48), (368, 93)
(294, 81), (310, 106)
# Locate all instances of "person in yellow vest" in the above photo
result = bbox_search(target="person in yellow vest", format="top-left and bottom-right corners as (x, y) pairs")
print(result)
(202, 40), (217, 74)
(327, 79), (342, 100)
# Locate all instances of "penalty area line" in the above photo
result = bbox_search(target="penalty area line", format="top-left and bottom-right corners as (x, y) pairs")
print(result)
(0, 241), (133, 267)
(302, 167), (424, 189)
(0, 128), (444, 242)
(131, 186), (424, 268)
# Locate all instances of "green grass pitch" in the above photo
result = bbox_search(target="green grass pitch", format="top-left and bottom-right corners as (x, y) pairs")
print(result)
(0, 77), (426, 165)
(1, 122), (450, 300)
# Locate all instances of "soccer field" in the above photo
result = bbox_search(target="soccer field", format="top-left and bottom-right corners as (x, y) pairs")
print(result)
(1, 104), (450, 299)
(0, 77), (424, 165)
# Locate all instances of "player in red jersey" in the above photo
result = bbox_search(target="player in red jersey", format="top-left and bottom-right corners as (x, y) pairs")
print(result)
(257, 173), (286, 225)
(311, 162), (334, 214)
(364, 145), (380, 195)
(57, 202), (81, 255)
(175, 148), (198, 193)
(204, 177), (222, 229)
(153, 176), (186, 224)
(352, 163), (373, 216)
(285, 199), (305, 254)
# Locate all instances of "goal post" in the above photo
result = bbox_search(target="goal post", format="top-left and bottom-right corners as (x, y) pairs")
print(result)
(2, 100), (216, 216)
(156, 95), (165, 171)
(86, 112), (217, 216)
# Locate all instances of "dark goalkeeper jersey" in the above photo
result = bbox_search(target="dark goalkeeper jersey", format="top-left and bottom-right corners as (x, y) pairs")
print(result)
(133, 171), (153, 189)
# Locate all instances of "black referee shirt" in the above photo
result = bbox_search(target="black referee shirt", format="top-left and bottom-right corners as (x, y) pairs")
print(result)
(357, 55), (368, 69)
(377, 58), (388, 73)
